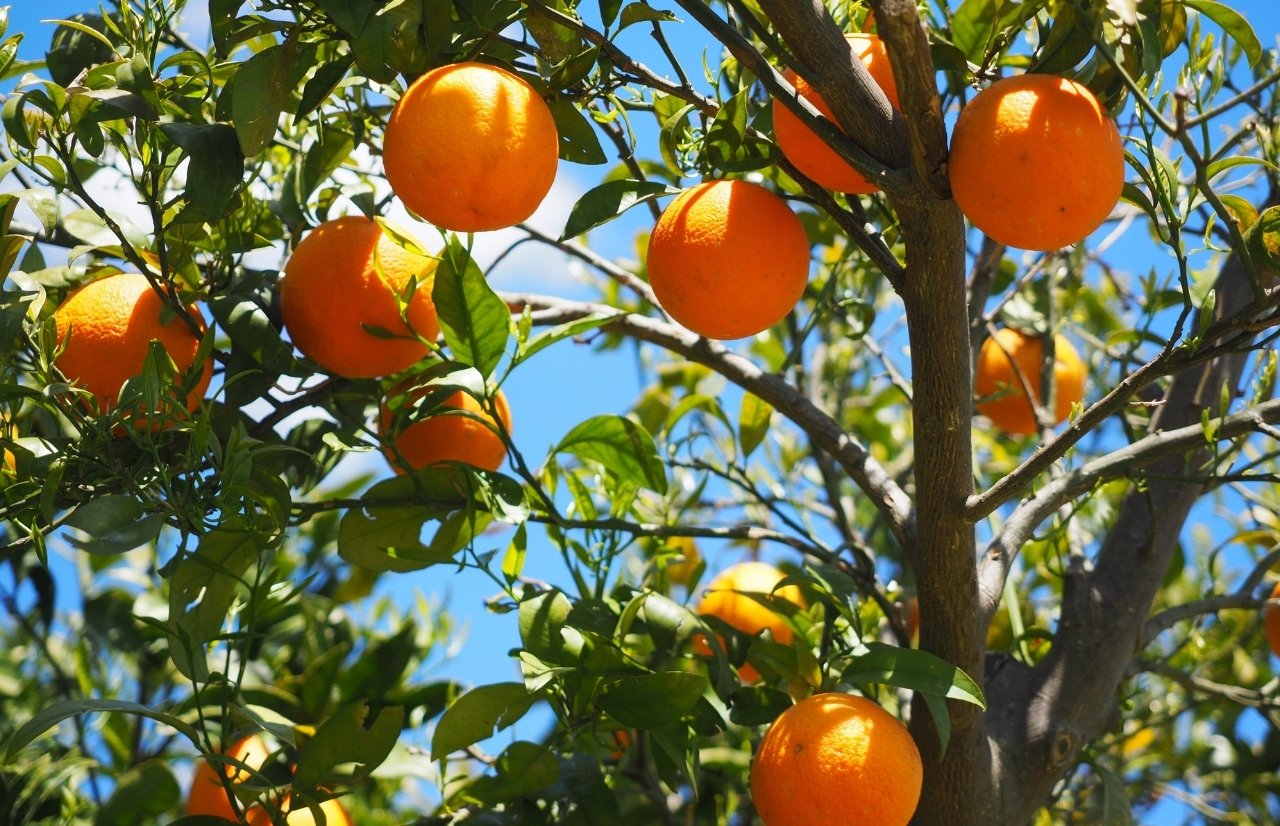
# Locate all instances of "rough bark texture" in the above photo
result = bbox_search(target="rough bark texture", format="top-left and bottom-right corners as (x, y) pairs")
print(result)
(985, 252), (1261, 823)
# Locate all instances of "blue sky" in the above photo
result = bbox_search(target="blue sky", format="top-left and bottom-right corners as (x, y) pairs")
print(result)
(5, 1), (1280, 823)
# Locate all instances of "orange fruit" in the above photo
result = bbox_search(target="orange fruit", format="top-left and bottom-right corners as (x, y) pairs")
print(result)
(647, 180), (810, 340)
(53, 273), (211, 419)
(1265, 581), (1280, 659)
(695, 561), (805, 683)
(663, 535), (702, 587)
(975, 327), (1085, 436)
(280, 217), (440, 379)
(245, 796), (353, 826)
(949, 73), (1125, 251)
(185, 734), (272, 820)
(771, 33), (900, 193)
(380, 387), (511, 474)
(750, 693), (922, 826)
(383, 62), (558, 232)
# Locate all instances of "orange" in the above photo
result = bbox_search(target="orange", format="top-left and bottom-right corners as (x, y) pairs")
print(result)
(280, 217), (440, 379)
(379, 387), (511, 474)
(1265, 581), (1280, 659)
(695, 561), (805, 683)
(245, 796), (353, 826)
(663, 535), (702, 587)
(975, 328), (1085, 436)
(53, 273), (211, 419)
(949, 73), (1125, 250)
(185, 734), (272, 820)
(771, 33), (900, 193)
(647, 180), (810, 340)
(750, 693), (922, 826)
(383, 62), (558, 232)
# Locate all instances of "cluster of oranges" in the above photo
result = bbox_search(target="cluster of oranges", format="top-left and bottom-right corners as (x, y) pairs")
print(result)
(43, 37), (1111, 449)
(27, 32), (1131, 826)
(48, 61), (545, 472)
(690, 559), (923, 825)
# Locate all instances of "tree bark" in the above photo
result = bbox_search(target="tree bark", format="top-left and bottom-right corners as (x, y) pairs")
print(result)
(985, 247), (1264, 823)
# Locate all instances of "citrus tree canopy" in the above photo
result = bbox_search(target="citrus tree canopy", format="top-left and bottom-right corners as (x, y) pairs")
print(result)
(2, 1), (1280, 824)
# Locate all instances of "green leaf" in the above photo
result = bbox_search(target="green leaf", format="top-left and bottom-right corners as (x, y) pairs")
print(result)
(45, 14), (113, 86)
(95, 760), (179, 826)
(313, 0), (376, 37)
(3, 93), (37, 150)
(338, 468), (491, 573)
(454, 741), (560, 805)
(207, 292), (296, 373)
(619, 2), (680, 28)
(921, 692), (952, 756)
(166, 530), (261, 680)
(519, 311), (620, 362)
(231, 44), (291, 156)
(432, 238), (510, 379)
(555, 414), (667, 493)
(210, 0), (247, 56)
(727, 685), (792, 726)
(337, 623), (417, 704)
(842, 643), (986, 708)
(1099, 765), (1136, 825)
(518, 589), (576, 662)
(351, 0), (429, 81)
(737, 392), (772, 459)
(159, 123), (245, 220)
(294, 56), (353, 124)
(525, 5), (581, 65)
(293, 702), (404, 790)
(62, 494), (164, 556)
(560, 179), (674, 240)
(5, 699), (201, 762)
(597, 672), (708, 728)
(501, 523), (527, 585)
(279, 125), (356, 227)
(548, 100), (607, 165)
(1182, 0), (1262, 66)
(431, 683), (538, 760)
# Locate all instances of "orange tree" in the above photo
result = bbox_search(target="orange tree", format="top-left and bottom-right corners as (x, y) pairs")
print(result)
(1, 0), (1280, 823)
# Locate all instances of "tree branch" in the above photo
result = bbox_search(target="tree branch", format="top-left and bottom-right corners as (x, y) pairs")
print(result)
(869, 0), (952, 199)
(683, 0), (912, 196)
(1140, 547), (1280, 647)
(502, 292), (916, 551)
(978, 397), (1280, 625)
(983, 237), (1266, 824)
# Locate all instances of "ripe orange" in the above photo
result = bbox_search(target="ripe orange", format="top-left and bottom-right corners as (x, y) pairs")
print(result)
(379, 387), (511, 474)
(975, 327), (1085, 436)
(949, 73), (1125, 251)
(751, 693), (922, 826)
(383, 62), (558, 232)
(695, 561), (805, 683)
(280, 217), (440, 379)
(245, 795), (353, 826)
(185, 734), (272, 820)
(1265, 581), (1280, 659)
(53, 273), (211, 419)
(771, 33), (900, 193)
(647, 180), (810, 340)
